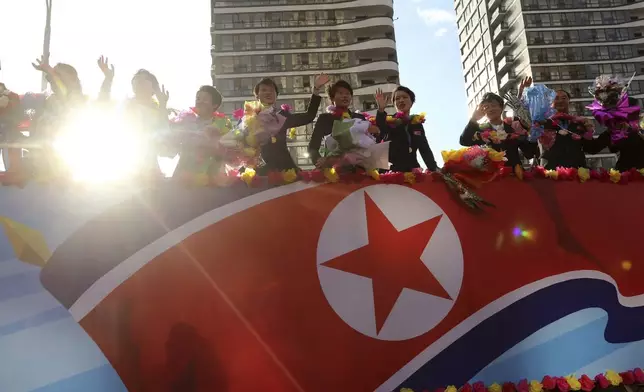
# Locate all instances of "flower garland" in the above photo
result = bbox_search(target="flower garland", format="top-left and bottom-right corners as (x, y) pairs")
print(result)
(474, 118), (528, 144)
(369, 112), (426, 127)
(327, 105), (353, 120)
(531, 113), (595, 149)
(399, 368), (644, 392)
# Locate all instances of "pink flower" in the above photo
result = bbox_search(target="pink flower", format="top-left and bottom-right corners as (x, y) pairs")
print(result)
(579, 375), (594, 392)
(232, 107), (244, 120)
(541, 376), (556, 390)
(517, 379), (529, 392)
(555, 377), (569, 392)
(595, 374), (610, 389)
(503, 382), (516, 392)
(620, 371), (635, 385)
(462, 383), (473, 392)
(280, 103), (292, 112)
(473, 381), (486, 392)
(633, 368), (644, 383)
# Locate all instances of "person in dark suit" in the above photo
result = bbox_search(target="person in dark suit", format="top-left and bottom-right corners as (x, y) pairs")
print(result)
(460, 92), (537, 168)
(254, 75), (328, 174)
(307, 80), (366, 165)
(373, 86), (438, 172)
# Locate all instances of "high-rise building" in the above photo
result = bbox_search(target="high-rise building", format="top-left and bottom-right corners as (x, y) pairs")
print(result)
(456, 0), (644, 116)
(210, 0), (400, 169)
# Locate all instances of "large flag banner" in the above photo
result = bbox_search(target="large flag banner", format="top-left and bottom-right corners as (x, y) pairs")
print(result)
(1, 177), (644, 391)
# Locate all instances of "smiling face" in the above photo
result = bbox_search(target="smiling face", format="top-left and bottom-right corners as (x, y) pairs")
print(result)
(195, 91), (217, 117)
(394, 90), (413, 114)
(332, 86), (353, 109)
(256, 83), (277, 106)
(132, 74), (157, 99)
(482, 99), (503, 122)
(553, 90), (570, 113)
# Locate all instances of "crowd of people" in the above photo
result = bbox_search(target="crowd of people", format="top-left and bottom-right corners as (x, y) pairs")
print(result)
(1, 56), (643, 184)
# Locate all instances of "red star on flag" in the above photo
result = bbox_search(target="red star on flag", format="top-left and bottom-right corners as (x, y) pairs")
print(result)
(322, 192), (452, 333)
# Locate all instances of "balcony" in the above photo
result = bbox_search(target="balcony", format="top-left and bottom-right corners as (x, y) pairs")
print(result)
(494, 38), (511, 58)
(492, 23), (509, 43)
(499, 71), (518, 91)
(497, 55), (514, 73)
(487, 0), (502, 12)
(489, 7), (506, 28)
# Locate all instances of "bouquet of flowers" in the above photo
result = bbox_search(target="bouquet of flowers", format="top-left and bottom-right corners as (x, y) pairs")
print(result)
(320, 118), (389, 171)
(441, 145), (506, 187)
(219, 101), (287, 167)
(586, 74), (640, 142)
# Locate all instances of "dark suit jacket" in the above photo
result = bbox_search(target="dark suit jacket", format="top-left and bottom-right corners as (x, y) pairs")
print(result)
(307, 111), (366, 164)
(539, 118), (604, 170)
(259, 94), (322, 173)
(593, 130), (644, 171)
(374, 111), (438, 172)
(460, 119), (537, 168)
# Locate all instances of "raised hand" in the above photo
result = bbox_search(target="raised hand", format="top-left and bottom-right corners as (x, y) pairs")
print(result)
(471, 103), (487, 121)
(313, 73), (330, 89)
(374, 88), (388, 111)
(97, 56), (115, 79)
(517, 76), (533, 98)
(32, 56), (52, 73)
(155, 84), (170, 108)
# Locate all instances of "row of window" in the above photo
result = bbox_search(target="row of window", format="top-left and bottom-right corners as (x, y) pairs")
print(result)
(522, 0), (639, 10)
(214, 0), (348, 6)
(213, 10), (385, 29)
(213, 31), (393, 52)
(548, 80), (644, 98)
(524, 11), (630, 28)
(532, 62), (637, 82)
(529, 45), (638, 63)
(526, 28), (635, 44)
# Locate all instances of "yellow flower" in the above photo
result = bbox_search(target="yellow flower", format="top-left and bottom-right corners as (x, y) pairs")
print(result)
(369, 169), (380, 181)
(446, 385), (458, 392)
(609, 169), (621, 183)
(271, 136), (277, 144)
(545, 169), (558, 180)
(342, 112), (351, 119)
(282, 169), (298, 183)
(529, 380), (543, 392)
(565, 375), (581, 391)
(639, 168), (644, 176)
(288, 128), (297, 139)
(605, 370), (622, 386)
(404, 172), (416, 185)
(240, 168), (256, 186)
(488, 382), (502, 392)
(441, 148), (466, 163)
(577, 167), (590, 183)
(324, 167), (339, 183)
(193, 173), (210, 187)
(400, 389), (414, 392)
(487, 149), (506, 162)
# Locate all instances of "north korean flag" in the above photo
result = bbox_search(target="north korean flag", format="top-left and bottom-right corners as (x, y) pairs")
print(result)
(40, 179), (644, 392)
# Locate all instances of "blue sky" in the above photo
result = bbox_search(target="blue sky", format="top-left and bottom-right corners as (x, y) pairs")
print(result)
(394, 0), (468, 156)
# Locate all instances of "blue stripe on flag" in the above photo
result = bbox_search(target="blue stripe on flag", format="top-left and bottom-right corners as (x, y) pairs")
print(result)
(30, 364), (126, 392)
(0, 270), (43, 301)
(0, 307), (70, 337)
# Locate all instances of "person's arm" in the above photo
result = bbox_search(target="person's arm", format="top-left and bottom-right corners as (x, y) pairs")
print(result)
(460, 120), (484, 146)
(416, 125), (438, 171)
(97, 56), (114, 102)
(308, 113), (331, 165)
(584, 130), (611, 155)
(284, 94), (322, 129)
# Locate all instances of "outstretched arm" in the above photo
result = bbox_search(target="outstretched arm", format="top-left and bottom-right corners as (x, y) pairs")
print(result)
(97, 56), (114, 102)
(284, 94), (322, 129)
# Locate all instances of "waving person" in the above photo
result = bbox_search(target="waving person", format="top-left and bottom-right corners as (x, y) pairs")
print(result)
(460, 92), (537, 168)
(249, 73), (328, 173)
(373, 86), (438, 172)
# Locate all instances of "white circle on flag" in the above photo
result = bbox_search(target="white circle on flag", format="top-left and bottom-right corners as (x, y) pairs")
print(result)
(316, 184), (464, 341)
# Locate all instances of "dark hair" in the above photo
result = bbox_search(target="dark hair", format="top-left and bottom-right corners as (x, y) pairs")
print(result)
(131, 69), (159, 89)
(198, 85), (223, 107)
(555, 89), (571, 99)
(254, 78), (279, 96)
(327, 80), (353, 100)
(393, 85), (416, 103)
(481, 92), (504, 107)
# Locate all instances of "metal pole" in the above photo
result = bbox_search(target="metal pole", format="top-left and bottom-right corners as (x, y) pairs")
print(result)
(41, 0), (52, 92)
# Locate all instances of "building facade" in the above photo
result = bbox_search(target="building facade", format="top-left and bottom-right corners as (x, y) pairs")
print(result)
(210, 0), (400, 169)
(456, 0), (644, 116)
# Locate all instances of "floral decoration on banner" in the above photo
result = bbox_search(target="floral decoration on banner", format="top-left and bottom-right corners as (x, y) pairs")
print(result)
(399, 368), (644, 392)
(327, 105), (352, 120)
(530, 112), (595, 150)
(368, 112), (426, 127)
(280, 103), (291, 112)
(474, 118), (527, 144)
(442, 146), (506, 187)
